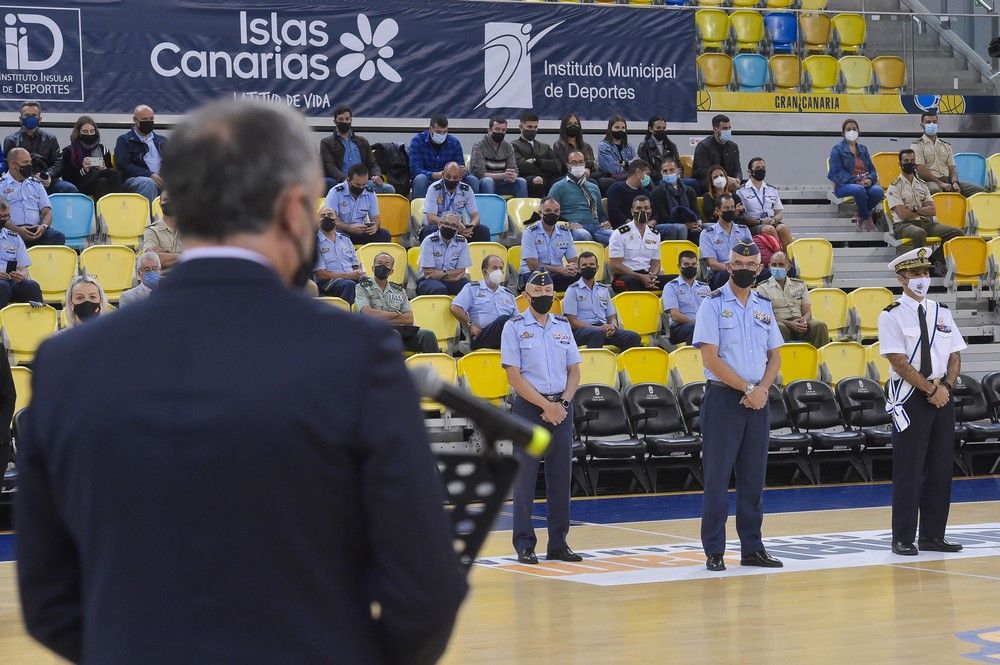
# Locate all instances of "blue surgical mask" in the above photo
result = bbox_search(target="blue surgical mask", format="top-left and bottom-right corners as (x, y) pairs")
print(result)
(142, 271), (160, 289)
(431, 131), (447, 144)
(663, 173), (678, 185)
(719, 129), (733, 142)
(923, 122), (938, 136)
(770, 267), (787, 281)
(21, 116), (39, 130)
(641, 175), (651, 188)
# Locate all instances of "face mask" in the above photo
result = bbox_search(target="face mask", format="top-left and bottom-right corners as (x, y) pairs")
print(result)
(137, 119), (155, 135)
(712, 176), (727, 189)
(542, 212), (559, 226)
(901, 162), (917, 175)
(320, 217), (336, 233)
(443, 179), (459, 190)
(160, 201), (174, 217)
(431, 131), (447, 144)
(439, 226), (457, 240)
(17, 164), (34, 179)
(80, 135), (100, 149)
(719, 129), (733, 142)
(720, 210), (736, 223)
(569, 165), (586, 179)
(530, 295), (553, 315)
(349, 185), (365, 196)
(580, 266), (598, 281)
(142, 271), (160, 289)
(662, 173), (678, 185)
(336, 122), (352, 133)
(653, 130), (668, 142)
(73, 300), (100, 321)
(490, 132), (505, 143)
(844, 130), (859, 142)
(486, 269), (504, 285)
(731, 269), (756, 289)
(641, 175), (652, 188)
(923, 123), (938, 136)
(373, 264), (392, 280)
(751, 169), (766, 182)
(521, 130), (537, 142)
(635, 211), (650, 226)
(21, 116), (39, 130)
(680, 266), (698, 280)
(770, 267), (787, 281)
(907, 276), (931, 297)
(611, 130), (627, 142)
(565, 125), (581, 138)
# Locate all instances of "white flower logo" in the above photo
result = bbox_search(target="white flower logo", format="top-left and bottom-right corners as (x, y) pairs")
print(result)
(336, 14), (401, 83)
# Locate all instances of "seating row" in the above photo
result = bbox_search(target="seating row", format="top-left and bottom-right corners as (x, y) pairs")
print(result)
(698, 53), (904, 94)
(697, 10), (865, 57)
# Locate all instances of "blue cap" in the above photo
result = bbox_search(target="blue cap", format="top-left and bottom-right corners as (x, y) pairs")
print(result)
(732, 241), (760, 257)
(526, 270), (553, 287)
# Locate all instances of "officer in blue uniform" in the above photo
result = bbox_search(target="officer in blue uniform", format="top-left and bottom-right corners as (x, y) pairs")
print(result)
(416, 214), (471, 296)
(699, 193), (753, 290)
(419, 163), (491, 243)
(501, 270), (583, 565)
(519, 197), (579, 292)
(693, 241), (784, 572)
(0, 222), (43, 307)
(319, 163), (391, 245)
(562, 251), (641, 350)
(662, 249), (711, 345)
(450, 253), (516, 350)
(312, 215), (365, 304)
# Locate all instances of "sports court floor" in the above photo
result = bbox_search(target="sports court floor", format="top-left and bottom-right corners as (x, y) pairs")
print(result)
(2, 477), (999, 664)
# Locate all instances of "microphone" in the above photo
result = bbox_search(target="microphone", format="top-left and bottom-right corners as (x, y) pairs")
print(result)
(409, 365), (551, 458)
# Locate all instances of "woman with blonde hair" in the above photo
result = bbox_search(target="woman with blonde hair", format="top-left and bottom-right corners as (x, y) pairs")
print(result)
(63, 275), (110, 328)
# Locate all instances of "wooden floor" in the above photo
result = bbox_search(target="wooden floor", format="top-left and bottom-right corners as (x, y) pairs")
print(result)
(2, 500), (999, 664)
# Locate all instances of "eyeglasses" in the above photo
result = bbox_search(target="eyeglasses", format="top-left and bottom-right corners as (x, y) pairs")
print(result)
(729, 261), (760, 271)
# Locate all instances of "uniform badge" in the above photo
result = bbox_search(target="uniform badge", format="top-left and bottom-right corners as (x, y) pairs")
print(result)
(599, 299), (608, 307)
(433, 251), (442, 257)
(552, 332), (569, 342)
(536, 238), (544, 245)
(644, 238), (656, 245)
(754, 310), (772, 325)
(520, 331), (533, 339)
(320, 246), (329, 253)
(714, 238), (722, 244)
(936, 322), (952, 333)
(721, 309), (733, 318)
(436, 195), (443, 205)
(577, 294), (586, 301)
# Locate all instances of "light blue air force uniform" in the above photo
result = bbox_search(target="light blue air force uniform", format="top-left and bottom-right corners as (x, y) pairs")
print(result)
(0, 173), (50, 227)
(452, 280), (516, 328)
(501, 313), (581, 394)
(698, 221), (753, 264)
(662, 275), (711, 344)
(692, 282), (783, 382)
(324, 181), (379, 227)
(313, 230), (360, 274)
(519, 222), (577, 276)
(416, 231), (471, 296)
(562, 278), (642, 350)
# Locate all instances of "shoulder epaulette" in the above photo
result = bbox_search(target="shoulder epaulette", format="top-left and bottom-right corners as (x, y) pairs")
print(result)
(554, 315), (568, 322)
(883, 301), (901, 312)
(939, 302), (949, 309)
(756, 292), (771, 301)
(455, 235), (467, 242)
(618, 225), (630, 233)
(709, 289), (723, 299)
(788, 277), (805, 284)
(526, 221), (540, 231)
(511, 314), (525, 322)
(458, 182), (471, 191)
(359, 278), (373, 286)
(334, 182), (347, 190)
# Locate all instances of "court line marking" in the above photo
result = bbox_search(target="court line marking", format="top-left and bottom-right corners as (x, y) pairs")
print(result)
(890, 563), (1000, 583)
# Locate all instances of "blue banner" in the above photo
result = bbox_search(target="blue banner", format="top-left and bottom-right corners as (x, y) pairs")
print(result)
(0, 0), (697, 121)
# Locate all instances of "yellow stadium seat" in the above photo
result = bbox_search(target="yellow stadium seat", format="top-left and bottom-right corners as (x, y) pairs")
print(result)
(807, 287), (850, 338)
(406, 246), (420, 276)
(410, 295), (459, 353)
(660, 240), (700, 273)
(943, 236), (988, 289)
(695, 10), (728, 51)
(800, 0), (828, 9)
(579, 348), (619, 387)
(799, 13), (832, 55)
(865, 341), (890, 382)
(507, 245), (523, 282)
(730, 11), (765, 52)
(697, 0), (726, 8)
(832, 13), (866, 55)
(79, 245), (136, 301)
(768, 54), (802, 92)
(467, 242), (508, 283)
(731, 0), (759, 6)
(882, 201), (944, 247)
(618, 346), (670, 385)
(847, 286), (893, 341)
(765, 0), (794, 6)
(697, 53), (733, 91)
(317, 296), (351, 311)
(355, 243), (407, 283)
(1, 304), (57, 365)
(838, 55), (873, 94)
(986, 153), (1000, 191)
(871, 56), (906, 94)
(871, 152), (901, 189)
(96, 193), (149, 249)
(507, 198), (541, 234)
(316, 197), (327, 212)
(778, 342), (820, 384)
(11, 365), (31, 416)
(668, 345), (704, 387)
(152, 195), (163, 220)
(375, 194), (411, 242)
(405, 353), (458, 412)
(680, 156), (694, 179)
(930, 192), (967, 230)
(410, 198), (425, 229)
(802, 54), (840, 93)
(612, 292), (661, 345)
(818, 341), (867, 385)
(988, 237), (1000, 297)
(575, 241), (608, 282)
(27, 246), (78, 304)
(514, 293), (563, 315)
(457, 350), (509, 404)
(786, 238), (833, 287)
(967, 192), (1000, 238)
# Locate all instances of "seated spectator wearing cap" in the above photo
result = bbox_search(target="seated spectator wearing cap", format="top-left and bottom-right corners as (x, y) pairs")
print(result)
(119, 250), (161, 308)
(63, 275), (109, 329)
(450, 254), (517, 351)
(548, 150), (611, 244)
(736, 158), (793, 250)
(563, 252), (641, 350)
(60, 115), (122, 200)
(699, 194), (753, 290)
(142, 190), (183, 274)
(608, 195), (670, 293)
(409, 114), (479, 199)
(651, 157), (701, 244)
(419, 162), (491, 243)
(471, 116), (528, 199)
(313, 211), (367, 304)
(320, 104), (394, 195)
(662, 250), (711, 346)
(606, 160), (652, 231)
(0, 203), (43, 308)
(518, 197), (580, 292)
(357, 252), (438, 354)
(114, 104), (166, 203)
(912, 111), (985, 197)
(756, 252), (829, 347)
(416, 214), (471, 296)
(0, 149), (65, 247)
(3, 101), (77, 194)
(828, 118), (882, 232)
(512, 112), (562, 198)
(319, 163), (391, 246)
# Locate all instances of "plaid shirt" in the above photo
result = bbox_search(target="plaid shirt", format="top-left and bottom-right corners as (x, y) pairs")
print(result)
(408, 130), (466, 180)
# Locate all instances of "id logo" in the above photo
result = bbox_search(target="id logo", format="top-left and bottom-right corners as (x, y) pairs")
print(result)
(476, 21), (561, 110)
(1, 6), (83, 102)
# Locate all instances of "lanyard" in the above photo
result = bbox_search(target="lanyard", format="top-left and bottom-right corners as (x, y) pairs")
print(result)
(748, 184), (767, 215)
(886, 301), (939, 431)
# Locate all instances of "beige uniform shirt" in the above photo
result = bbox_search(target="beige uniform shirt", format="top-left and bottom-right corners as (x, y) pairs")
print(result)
(911, 135), (955, 181)
(355, 279), (411, 314)
(142, 217), (184, 255)
(755, 277), (809, 321)
(886, 175), (933, 225)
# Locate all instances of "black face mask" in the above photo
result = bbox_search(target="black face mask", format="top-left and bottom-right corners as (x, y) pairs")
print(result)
(720, 210), (736, 223)
(79, 135), (100, 149)
(530, 295), (554, 315)
(522, 130), (537, 142)
(160, 201), (174, 217)
(73, 300), (100, 321)
(490, 132), (505, 143)
(320, 217), (336, 233)
(653, 130), (668, 142)
(439, 227), (457, 240)
(901, 162), (917, 175)
(751, 169), (767, 181)
(542, 212), (559, 226)
(565, 125), (582, 138)
(635, 211), (650, 226)
(580, 266), (598, 281)
(137, 119), (155, 135)
(373, 264), (392, 280)
(731, 269), (757, 289)
(336, 122), (352, 133)
(611, 130), (627, 142)
(443, 179), (459, 191)
(681, 266), (698, 280)
(18, 164), (34, 179)
(349, 185), (365, 196)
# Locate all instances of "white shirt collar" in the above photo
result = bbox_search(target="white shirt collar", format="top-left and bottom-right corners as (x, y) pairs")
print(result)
(899, 292), (927, 311)
(178, 247), (271, 267)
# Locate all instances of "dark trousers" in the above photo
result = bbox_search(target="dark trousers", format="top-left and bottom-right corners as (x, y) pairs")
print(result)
(518, 271), (577, 293)
(700, 382), (770, 556)
(0, 279), (43, 307)
(317, 278), (357, 304)
(611, 271), (670, 293)
(345, 227), (391, 245)
(891, 392), (955, 543)
(23, 227), (66, 247)
(470, 315), (513, 351)
(394, 327), (439, 354)
(418, 224), (491, 243)
(573, 325), (641, 350)
(511, 396), (574, 554)
(417, 277), (469, 296)
(669, 322), (695, 345)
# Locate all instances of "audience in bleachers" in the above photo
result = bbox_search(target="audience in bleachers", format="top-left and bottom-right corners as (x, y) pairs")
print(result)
(60, 116), (122, 200)
(699, 193), (754, 289)
(356, 251), (438, 353)
(63, 275), (108, 328)
(313, 212), (366, 304)
(3, 101), (77, 195)
(119, 250), (160, 308)
(518, 197), (580, 291)
(319, 104), (394, 195)
(756, 252), (830, 347)
(828, 118), (882, 232)
(0, 200), (42, 308)
(416, 213), (471, 296)
(596, 114), (636, 193)
(692, 114), (742, 191)
(321, 163), (391, 245)
(661, 249), (710, 346)
(549, 150), (610, 244)
(141, 191), (183, 273)
(651, 157), (701, 243)
(511, 112), (562, 198)
(470, 116), (528, 199)
(114, 104), (166, 203)
(609, 195), (670, 292)
(450, 254), (516, 351)
(409, 114), (478, 199)
(552, 112), (597, 181)
(912, 111), (985, 197)
(606, 160), (652, 230)
(418, 162), (490, 242)
(564, 251), (642, 350)
(701, 164), (740, 223)
(0, 149), (65, 247)
(638, 114), (695, 191)
(736, 157), (793, 249)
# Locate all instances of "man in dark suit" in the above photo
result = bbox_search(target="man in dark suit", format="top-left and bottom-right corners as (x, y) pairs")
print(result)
(16, 100), (467, 664)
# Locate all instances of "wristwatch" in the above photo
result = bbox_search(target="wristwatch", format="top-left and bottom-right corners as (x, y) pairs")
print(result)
(560, 399), (570, 408)
(744, 383), (757, 396)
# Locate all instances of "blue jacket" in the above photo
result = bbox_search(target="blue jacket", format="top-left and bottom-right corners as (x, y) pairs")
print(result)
(408, 130), (465, 180)
(828, 139), (878, 186)
(113, 129), (167, 179)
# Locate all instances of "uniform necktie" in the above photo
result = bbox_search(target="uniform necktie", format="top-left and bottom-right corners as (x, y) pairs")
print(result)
(917, 304), (932, 378)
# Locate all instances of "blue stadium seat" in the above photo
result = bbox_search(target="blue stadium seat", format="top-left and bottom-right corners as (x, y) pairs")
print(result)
(474, 194), (508, 240)
(663, 0), (688, 5)
(48, 193), (95, 251)
(733, 53), (769, 91)
(955, 153), (987, 188)
(764, 12), (798, 55)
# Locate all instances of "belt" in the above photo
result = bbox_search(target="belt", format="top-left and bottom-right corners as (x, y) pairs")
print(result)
(707, 380), (757, 390)
(540, 393), (565, 402)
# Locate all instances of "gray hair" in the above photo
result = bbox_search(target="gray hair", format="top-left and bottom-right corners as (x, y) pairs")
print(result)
(64, 274), (108, 328)
(19, 100), (41, 114)
(137, 249), (161, 272)
(160, 99), (320, 240)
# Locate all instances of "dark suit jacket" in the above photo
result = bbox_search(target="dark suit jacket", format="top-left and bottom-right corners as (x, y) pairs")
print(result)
(320, 132), (382, 182)
(16, 257), (466, 664)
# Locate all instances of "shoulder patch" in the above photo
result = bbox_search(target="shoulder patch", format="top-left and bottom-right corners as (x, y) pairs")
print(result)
(618, 225), (629, 233)
(511, 314), (525, 322)
(554, 315), (568, 322)
(709, 289), (723, 299)
(458, 182), (470, 191)
(883, 301), (901, 312)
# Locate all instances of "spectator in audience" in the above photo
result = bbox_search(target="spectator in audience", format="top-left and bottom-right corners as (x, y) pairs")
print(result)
(608, 195), (670, 292)
(142, 190), (183, 273)
(114, 104), (166, 203)
(0, 199), (43, 307)
(409, 114), (478, 199)
(651, 157), (701, 243)
(63, 275), (108, 329)
(59, 115), (122, 200)
(319, 163), (391, 245)
(887, 149), (963, 275)
(700, 193), (754, 289)
(912, 111), (985, 197)
(548, 150), (611, 244)
(662, 250), (710, 346)
(702, 164), (745, 223)
(471, 116), (527, 198)
(312, 209), (366, 304)
(606, 159), (652, 230)
(3, 101), (77, 194)
(319, 105), (394, 194)
(693, 115), (742, 191)
(596, 114), (636, 193)
(0, 148), (65, 247)
(450, 254), (516, 350)
(552, 112), (597, 179)
(756, 252), (830, 347)
(512, 111), (562, 197)
(736, 157), (793, 249)
(518, 197), (580, 292)
(419, 162), (490, 242)
(119, 250), (161, 308)
(563, 251), (641, 350)
(356, 252), (438, 353)
(417, 213), (471, 296)
(828, 118), (882, 232)
(638, 115), (677, 184)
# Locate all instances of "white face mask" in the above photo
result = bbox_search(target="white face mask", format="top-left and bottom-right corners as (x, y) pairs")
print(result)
(844, 129), (859, 142)
(486, 269), (504, 285)
(712, 176), (727, 189)
(569, 165), (586, 178)
(907, 276), (931, 297)
(431, 131), (447, 144)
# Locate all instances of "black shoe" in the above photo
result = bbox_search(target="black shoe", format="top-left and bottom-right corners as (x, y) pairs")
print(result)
(517, 549), (538, 564)
(546, 547), (583, 562)
(706, 554), (726, 571)
(918, 538), (963, 552)
(740, 550), (784, 568)
(892, 541), (918, 556)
